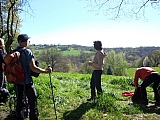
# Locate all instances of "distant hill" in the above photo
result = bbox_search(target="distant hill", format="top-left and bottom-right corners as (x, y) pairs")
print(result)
(31, 44), (160, 57)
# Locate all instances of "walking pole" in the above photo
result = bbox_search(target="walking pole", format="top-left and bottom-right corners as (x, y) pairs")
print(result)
(48, 66), (57, 120)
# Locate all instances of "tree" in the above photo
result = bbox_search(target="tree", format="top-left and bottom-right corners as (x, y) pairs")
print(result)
(148, 50), (160, 67)
(135, 56), (145, 68)
(79, 56), (93, 74)
(103, 50), (116, 74)
(0, 0), (33, 53)
(85, 0), (159, 19)
(104, 50), (128, 76)
(54, 58), (77, 72)
(114, 52), (128, 76)
(37, 47), (62, 70)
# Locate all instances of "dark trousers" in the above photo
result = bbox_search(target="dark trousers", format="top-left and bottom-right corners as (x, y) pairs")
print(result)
(0, 71), (6, 88)
(90, 70), (102, 98)
(141, 73), (160, 101)
(16, 84), (38, 120)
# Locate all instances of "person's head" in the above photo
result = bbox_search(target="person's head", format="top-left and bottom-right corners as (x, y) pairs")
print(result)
(0, 38), (5, 49)
(18, 34), (30, 47)
(93, 40), (102, 50)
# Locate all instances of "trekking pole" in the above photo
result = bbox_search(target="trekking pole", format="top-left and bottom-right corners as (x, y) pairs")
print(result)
(48, 65), (57, 120)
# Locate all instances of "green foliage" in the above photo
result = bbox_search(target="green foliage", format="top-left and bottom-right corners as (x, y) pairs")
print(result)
(2, 70), (160, 120)
(104, 50), (128, 76)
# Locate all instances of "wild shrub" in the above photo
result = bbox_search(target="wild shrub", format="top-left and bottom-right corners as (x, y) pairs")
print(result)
(96, 93), (118, 112)
(109, 77), (133, 90)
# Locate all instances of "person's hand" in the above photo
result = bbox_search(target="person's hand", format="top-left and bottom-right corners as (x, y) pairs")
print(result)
(103, 52), (107, 58)
(46, 67), (52, 73)
(88, 61), (93, 66)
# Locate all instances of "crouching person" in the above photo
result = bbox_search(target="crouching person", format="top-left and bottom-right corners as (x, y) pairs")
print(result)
(134, 67), (160, 105)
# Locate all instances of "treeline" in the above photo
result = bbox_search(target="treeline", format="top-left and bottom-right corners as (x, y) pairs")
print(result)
(30, 44), (160, 76)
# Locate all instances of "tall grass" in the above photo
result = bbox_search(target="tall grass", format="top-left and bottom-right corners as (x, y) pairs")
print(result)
(1, 68), (160, 120)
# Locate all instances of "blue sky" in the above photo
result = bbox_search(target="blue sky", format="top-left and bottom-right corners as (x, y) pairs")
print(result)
(20, 0), (160, 48)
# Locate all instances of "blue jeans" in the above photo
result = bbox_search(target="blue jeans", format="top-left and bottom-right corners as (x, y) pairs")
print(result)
(16, 83), (38, 120)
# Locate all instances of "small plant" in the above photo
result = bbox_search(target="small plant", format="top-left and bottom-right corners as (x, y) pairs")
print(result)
(1, 70), (160, 120)
(96, 93), (117, 112)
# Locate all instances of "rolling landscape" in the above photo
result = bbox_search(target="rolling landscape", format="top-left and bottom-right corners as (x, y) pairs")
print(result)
(1, 45), (160, 120)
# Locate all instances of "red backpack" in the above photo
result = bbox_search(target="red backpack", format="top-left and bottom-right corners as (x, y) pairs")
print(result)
(3, 51), (25, 84)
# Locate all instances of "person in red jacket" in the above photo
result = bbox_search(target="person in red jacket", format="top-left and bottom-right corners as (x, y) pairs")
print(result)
(134, 67), (160, 105)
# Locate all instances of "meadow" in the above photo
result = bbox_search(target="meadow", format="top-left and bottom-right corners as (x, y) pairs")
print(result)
(62, 49), (94, 56)
(1, 68), (160, 120)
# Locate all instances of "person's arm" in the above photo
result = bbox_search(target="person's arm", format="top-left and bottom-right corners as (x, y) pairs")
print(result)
(134, 70), (139, 89)
(29, 58), (52, 73)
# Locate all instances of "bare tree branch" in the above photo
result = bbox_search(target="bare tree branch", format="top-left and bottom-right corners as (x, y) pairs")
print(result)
(84, 0), (160, 20)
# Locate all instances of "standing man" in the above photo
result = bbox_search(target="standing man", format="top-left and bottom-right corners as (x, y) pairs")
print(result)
(16, 34), (52, 120)
(0, 38), (6, 89)
(134, 67), (160, 105)
(0, 38), (9, 105)
(87, 40), (106, 101)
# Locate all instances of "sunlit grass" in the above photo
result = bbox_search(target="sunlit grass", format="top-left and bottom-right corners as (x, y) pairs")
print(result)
(1, 69), (160, 120)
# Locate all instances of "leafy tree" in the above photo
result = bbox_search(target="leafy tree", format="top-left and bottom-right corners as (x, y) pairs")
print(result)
(79, 51), (88, 63)
(85, 0), (159, 19)
(0, 0), (33, 53)
(65, 58), (77, 72)
(135, 57), (145, 67)
(54, 58), (77, 72)
(114, 52), (128, 76)
(79, 56), (93, 74)
(148, 50), (160, 67)
(37, 47), (62, 70)
(103, 50), (116, 74)
(104, 50), (128, 76)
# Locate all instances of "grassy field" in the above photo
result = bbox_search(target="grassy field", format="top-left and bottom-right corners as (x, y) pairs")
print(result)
(1, 68), (160, 120)
(62, 49), (94, 56)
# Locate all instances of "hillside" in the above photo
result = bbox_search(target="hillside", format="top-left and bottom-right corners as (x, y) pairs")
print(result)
(32, 44), (160, 57)
(1, 69), (160, 119)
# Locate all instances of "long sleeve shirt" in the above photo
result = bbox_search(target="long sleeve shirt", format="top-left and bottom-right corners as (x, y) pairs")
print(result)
(134, 67), (157, 88)
(92, 50), (106, 70)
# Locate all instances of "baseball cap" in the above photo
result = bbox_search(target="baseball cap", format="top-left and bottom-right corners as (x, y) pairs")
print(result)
(18, 34), (30, 42)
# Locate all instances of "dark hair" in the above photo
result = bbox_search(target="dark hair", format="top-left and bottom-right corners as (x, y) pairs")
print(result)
(93, 41), (102, 50)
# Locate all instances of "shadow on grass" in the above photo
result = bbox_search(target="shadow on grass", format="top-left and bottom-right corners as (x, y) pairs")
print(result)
(63, 102), (96, 120)
(132, 102), (160, 114)
(4, 116), (16, 120)
(142, 105), (160, 114)
(4, 112), (16, 120)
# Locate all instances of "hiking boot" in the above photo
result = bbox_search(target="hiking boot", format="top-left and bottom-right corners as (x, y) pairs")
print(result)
(140, 99), (148, 105)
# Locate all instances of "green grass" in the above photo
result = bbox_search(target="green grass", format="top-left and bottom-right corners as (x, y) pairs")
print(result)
(1, 70), (160, 120)
(62, 49), (94, 56)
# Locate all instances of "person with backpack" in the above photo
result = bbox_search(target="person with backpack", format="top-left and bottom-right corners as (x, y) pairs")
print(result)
(87, 40), (106, 101)
(15, 34), (52, 120)
(134, 67), (160, 105)
(0, 38), (10, 105)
